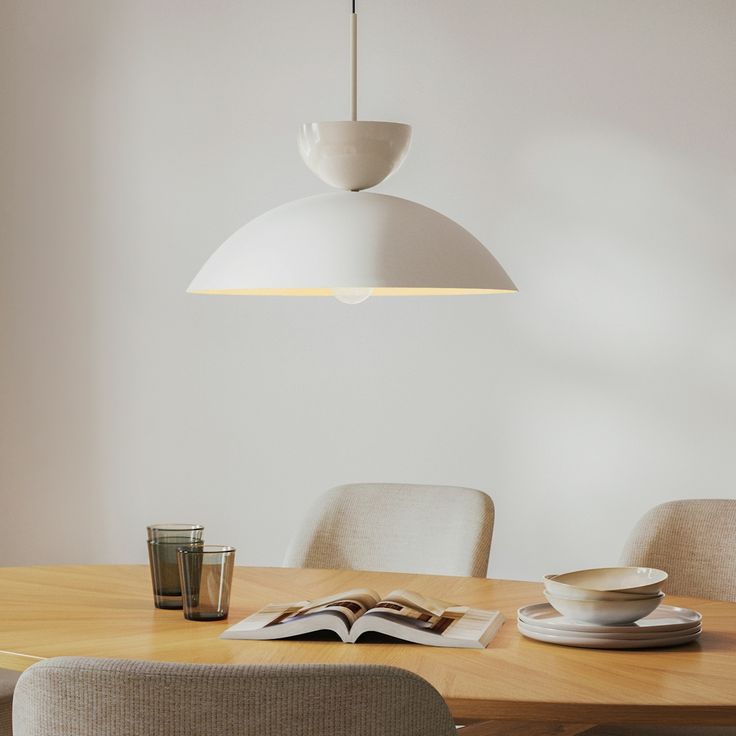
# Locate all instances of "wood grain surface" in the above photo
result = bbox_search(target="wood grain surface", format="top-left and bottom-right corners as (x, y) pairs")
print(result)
(0, 565), (734, 726)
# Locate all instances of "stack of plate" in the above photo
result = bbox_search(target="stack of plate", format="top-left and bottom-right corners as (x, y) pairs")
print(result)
(517, 602), (702, 649)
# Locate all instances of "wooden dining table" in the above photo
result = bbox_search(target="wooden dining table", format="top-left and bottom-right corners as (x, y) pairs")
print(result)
(1, 565), (735, 735)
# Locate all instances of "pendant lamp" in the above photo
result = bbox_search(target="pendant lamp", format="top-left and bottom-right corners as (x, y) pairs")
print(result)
(188, 2), (516, 304)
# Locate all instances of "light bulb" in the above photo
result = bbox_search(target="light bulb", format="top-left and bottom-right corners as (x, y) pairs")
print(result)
(331, 287), (373, 304)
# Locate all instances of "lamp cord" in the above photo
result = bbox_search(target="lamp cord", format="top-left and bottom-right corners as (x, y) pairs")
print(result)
(350, 0), (357, 120)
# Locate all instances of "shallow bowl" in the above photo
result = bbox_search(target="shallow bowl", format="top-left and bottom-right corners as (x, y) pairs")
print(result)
(548, 567), (667, 594)
(544, 575), (663, 601)
(544, 591), (665, 625)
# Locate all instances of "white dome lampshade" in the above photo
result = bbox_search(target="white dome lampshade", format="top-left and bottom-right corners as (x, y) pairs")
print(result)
(188, 192), (516, 297)
(188, 2), (516, 303)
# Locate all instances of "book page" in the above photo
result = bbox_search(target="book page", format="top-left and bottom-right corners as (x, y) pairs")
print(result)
(374, 589), (468, 619)
(229, 601), (309, 632)
(351, 592), (504, 649)
(225, 589), (380, 633)
(292, 588), (381, 626)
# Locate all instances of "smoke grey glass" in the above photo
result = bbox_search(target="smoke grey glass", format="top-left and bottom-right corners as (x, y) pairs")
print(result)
(147, 524), (204, 609)
(178, 545), (236, 621)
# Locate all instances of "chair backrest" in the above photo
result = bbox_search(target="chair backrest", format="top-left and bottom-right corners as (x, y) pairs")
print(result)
(620, 499), (736, 601)
(284, 483), (494, 577)
(13, 657), (456, 736)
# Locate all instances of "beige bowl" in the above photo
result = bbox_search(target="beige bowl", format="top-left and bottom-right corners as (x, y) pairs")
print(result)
(544, 575), (663, 601)
(544, 590), (665, 625)
(548, 567), (667, 594)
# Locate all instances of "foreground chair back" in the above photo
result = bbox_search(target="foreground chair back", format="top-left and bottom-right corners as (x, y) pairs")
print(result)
(621, 498), (736, 601)
(284, 483), (494, 577)
(14, 657), (456, 736)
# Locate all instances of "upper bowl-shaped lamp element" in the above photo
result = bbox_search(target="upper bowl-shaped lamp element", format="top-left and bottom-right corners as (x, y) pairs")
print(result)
(298, 121), (412, 191)
(187, 191), (517, 296)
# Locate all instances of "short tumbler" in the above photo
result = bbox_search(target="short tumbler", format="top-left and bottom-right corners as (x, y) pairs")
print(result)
(177, 545), (236, 621)
(147, 523), (204, 609)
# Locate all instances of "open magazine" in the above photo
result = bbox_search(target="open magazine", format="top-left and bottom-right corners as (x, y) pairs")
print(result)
(220, 588), (504, 649)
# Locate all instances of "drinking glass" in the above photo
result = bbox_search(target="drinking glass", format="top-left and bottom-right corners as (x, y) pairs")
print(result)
(147, 523), (204, 609)
(177, 545), (236, 621)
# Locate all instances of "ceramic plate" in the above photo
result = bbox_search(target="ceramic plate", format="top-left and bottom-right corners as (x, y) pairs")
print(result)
(518, 603), (701, 634)
(517, 621), (701, 649)
(518, 619), (701, 640)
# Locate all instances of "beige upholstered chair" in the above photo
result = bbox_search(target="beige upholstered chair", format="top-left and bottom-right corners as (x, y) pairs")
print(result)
(584, 500), (736, 736)
(284, 483), (494, 577)
(621, 499), (736, 601)
(13, 657), (456, 736)
(0, 669), (20, 736)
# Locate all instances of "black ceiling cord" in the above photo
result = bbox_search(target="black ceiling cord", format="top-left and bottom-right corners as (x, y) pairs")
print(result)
(352, 0), (356, 14)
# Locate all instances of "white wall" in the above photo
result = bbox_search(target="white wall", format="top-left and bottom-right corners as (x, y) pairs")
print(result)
(2, 0), (734, 580)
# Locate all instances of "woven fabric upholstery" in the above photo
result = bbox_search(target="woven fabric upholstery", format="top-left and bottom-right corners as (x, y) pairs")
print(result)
(13, 657), (456, 736)
(583, 501), (736, 736)
(284, 483), (494, 577)
(620, 499), (736, 601)
(0, 668), (20, 736)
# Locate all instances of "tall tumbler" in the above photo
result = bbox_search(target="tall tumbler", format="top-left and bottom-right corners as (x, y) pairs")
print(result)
(178, 545), (236, 621)
(147, 523), (204, 609)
